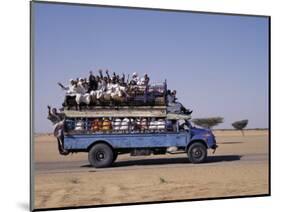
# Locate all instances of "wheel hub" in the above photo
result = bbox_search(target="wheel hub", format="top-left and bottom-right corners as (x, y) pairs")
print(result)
(193, 148), (202, 158)
(96, 151), (105, 161)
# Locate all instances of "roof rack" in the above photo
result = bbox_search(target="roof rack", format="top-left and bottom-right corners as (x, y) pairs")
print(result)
(63, 106), (191, 120)
(64, 106), (167, 118)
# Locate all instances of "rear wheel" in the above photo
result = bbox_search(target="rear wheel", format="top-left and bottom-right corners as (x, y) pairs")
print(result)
(88, 143), (114, 168)
(187, 142), (207, 164)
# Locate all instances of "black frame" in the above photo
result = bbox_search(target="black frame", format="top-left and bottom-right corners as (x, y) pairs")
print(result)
(30, 1), (271, 211)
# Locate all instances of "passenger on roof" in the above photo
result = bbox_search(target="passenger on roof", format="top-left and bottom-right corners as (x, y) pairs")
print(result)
(58, 79), (77, 96)
(129, 72), (139, 85)
(138, 73), (150, 86)
(167, 90), (192, 115)
(98, 69), (104, 79)
(119, 73), (127, 87)
(88, 71), (98, 91)
(76, 78), (87, 94)
(96, 76), (102, 90)
(58, 79), (78, 108)
(96, 70), (107, 92)
(167, 90), (174, 104)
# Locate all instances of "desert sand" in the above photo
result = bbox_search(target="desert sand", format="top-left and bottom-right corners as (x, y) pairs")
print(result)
(33, 130), (269, 209)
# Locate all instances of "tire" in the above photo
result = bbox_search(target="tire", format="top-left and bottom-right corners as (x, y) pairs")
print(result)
(88, 143), (114, 168)
(187, 142), (207, 164)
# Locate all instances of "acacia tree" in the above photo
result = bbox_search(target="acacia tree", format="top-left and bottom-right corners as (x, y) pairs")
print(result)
(192, 117), (224, 129)
(232, 120), (248, 136)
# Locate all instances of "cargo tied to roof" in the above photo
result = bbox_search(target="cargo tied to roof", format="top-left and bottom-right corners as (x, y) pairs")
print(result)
(56, 70), (192, 116)
(47, 70), (193, 129)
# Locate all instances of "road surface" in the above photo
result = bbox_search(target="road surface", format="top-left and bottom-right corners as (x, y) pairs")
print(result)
(33, 130), (269, 209)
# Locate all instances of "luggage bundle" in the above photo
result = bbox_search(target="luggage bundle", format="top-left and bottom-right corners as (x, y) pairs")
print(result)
(56, 71), (192, 136)
(64, 117), (174, 134)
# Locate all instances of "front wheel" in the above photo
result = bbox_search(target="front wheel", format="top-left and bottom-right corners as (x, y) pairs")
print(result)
(88, 143), (114, 168)
(187, 142), (207, 164)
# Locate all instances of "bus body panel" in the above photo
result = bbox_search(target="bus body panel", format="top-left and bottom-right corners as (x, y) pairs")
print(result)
(64, 132), (190, 150)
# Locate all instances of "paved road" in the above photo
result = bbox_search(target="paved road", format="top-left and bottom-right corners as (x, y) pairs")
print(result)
(35, 152), (268, 175)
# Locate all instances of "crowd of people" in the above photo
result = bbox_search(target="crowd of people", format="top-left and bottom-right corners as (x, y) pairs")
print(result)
(58, 70), (152, 108)
(55, 69), (192, 115)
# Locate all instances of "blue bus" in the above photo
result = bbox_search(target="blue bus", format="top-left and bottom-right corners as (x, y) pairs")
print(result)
(60, 113), (217, 168)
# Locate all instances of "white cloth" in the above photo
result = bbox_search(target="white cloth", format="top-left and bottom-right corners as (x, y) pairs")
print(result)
(107, 82), (113, 92)
(120, 118), (130, 130)
(96, 89), (103, 99)
(97, 81), (106, 91)
(76, 82), (87, 94)
(131, 76), (139, 84)
(137, 77), (147, 85)
(113, 118), (121, 130)
(76, 93), (91, 105)
(53, 120), (64, 138)
(65, 84), (77, 96)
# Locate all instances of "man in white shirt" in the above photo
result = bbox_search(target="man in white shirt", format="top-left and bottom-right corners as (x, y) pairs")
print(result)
(58, 79), (77, 96)
(76, 78), (87, 94)
(58, 79), (78, 108)
(138, 73), (150, 86)
(130, 72), (139, 85)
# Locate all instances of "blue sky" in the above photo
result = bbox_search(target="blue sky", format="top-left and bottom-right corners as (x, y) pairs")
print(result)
(33, 2), (269, 133)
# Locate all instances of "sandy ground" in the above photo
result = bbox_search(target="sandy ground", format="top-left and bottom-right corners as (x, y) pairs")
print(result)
(33, 130), (269, 209)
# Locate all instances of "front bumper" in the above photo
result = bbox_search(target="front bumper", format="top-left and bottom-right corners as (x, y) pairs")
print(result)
(211, 144), (218, 149)
(211, 144), (218, 153)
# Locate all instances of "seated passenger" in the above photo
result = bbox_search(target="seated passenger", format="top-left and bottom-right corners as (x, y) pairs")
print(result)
(76, 78), (87, 94)
(167, 90), (175, 104)
(58, 79), (78, 108)
(58, 79), (77, 96)
(119, 73), (127, 87)
(138, 73), (150, 86)
(167, 90), (192, 115)
(88, 71), (98, 91)
(129, 72), (139, 86)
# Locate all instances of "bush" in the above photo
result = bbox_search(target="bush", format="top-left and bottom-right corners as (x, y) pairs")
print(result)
(232, 120), (248, 136)
(192, 117), (223, 129)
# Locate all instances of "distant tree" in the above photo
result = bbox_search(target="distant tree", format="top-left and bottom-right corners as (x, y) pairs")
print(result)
(192, 117), (224, 129)
(232, 120), (248, 136)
